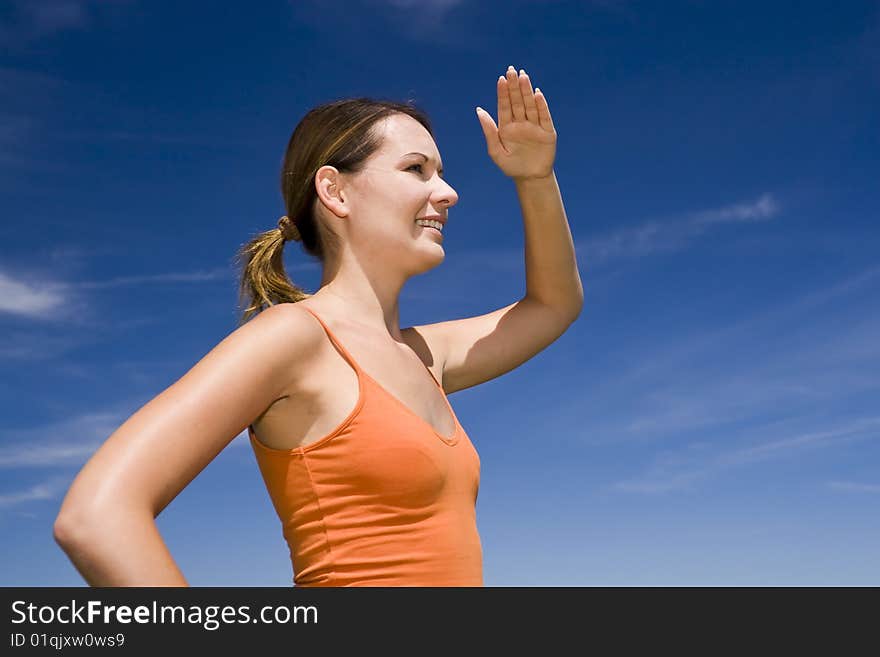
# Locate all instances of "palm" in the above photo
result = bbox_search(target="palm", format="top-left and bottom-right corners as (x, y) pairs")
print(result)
(476, 66), (557, 180)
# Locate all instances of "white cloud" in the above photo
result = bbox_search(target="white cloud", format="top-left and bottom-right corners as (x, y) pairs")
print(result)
(577, 263), (880, 413)
(0, 266), (235, 321)
(0, 411), (124, 468)
(577, 192), (780, 267)
(70, 268), (232, 290)
(0, 475), (72, 508)
(448, 192), (781, 278)
(539, 262), (880, 494)
(0, 271), (67, 318)
(0, 406), (254, 472)
(0, 482), (57, 507)
(611, 416), (880, 494)
(0, 442), (104, 468)
(690, 192), (779, 225)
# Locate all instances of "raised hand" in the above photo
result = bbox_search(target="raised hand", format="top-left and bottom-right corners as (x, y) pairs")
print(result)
(475, 65), (557, 181)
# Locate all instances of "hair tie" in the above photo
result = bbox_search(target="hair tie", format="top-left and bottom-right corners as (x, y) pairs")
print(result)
(277, 215), (301, 242)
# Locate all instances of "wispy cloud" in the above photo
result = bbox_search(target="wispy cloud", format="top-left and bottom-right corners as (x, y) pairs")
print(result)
(690, 192), (779, 225)
(0, 271), (67, 319)
(605, 298), (880, 442)
(580, 192), (780, 267)
(445, 192), (780, 278)
(0, 411), (125, 468)
(576, 263), (880, 413)
(611, 417), (880, 493)
(64, 268), (233, 290)
(0, 475), (72, 508)
(0, 405), (253, 471)
(0, 266), (235, 321)
(0, 331), (85, 361)
(719, 418), (880, 466)
(533, 261), (880, 493)
(0, 441), (105, 469)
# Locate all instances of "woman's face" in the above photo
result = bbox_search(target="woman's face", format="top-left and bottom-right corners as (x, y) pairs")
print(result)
(322, 113), (459, 275)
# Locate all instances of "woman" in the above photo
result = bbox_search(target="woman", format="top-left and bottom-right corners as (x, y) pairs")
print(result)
(53, 65), (583, 586)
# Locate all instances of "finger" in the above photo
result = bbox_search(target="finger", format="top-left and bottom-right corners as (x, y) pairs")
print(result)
(518, 69), (538, 124)
(475, 106), (502, 155)
(533, 87), (556, 133)
(505, 66), (525, 122)
(497, 75), (512, 127)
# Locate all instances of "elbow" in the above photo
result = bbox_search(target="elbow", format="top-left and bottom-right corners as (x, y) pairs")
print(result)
(541, 300), (583, 329)
(54, 487), (95, 548)
(561, 297), (584, 325)
(53, 501), (119, 550)
(53, 507), (92, 550)
(570, 287), (585, 321)
(559, 285), (585, 324)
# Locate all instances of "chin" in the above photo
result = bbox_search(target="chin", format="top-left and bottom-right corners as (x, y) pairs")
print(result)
(411, 249), (445, 275)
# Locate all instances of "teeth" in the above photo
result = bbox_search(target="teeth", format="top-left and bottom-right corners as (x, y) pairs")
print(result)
(416, 219), (443, 231)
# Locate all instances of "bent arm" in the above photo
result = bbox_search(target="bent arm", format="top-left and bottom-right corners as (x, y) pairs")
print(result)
(54, 505), (187, 586)
(52, 303), (319, 586)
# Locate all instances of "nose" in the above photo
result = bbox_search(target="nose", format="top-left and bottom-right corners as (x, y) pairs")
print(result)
(434, 177), (458, 209)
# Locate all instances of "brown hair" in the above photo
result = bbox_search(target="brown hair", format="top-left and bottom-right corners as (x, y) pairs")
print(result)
(234, 97), (435, 326)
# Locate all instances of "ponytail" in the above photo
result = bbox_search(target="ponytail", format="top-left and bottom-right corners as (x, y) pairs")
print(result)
(234, 219), (312, 327)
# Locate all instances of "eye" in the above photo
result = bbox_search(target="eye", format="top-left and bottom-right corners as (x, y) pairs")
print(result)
(406, 163), (424, 173)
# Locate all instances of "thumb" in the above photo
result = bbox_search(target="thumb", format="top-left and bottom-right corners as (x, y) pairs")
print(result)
(475, 106), (501, 152)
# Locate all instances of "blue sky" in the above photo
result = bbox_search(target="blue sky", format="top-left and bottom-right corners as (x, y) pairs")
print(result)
(2, 0), (878, 586)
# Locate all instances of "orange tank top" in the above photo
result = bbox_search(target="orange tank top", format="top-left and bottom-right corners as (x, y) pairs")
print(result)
(249, 306), (483, 587)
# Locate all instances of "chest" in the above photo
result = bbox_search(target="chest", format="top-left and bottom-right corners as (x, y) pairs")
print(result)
(251, 329), (454, 452)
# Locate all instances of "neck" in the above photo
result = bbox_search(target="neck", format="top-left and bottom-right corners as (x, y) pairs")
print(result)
(314, 272), (405, 341)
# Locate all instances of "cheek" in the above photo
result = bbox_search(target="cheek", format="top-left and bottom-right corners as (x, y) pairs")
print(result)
(353, 217), (417, 248)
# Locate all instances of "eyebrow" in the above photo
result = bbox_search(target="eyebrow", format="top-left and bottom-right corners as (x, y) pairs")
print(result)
(402, 152), (444, 175)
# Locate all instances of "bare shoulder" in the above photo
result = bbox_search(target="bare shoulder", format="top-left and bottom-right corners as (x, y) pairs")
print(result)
(197, 303), (319, 392)
(54, 301), (327, 526)
(244, 301), (325, 356)
(250, 302), (330, 386)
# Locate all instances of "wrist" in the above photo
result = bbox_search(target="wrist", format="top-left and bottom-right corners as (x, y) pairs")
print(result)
(512, 170), (555, 185)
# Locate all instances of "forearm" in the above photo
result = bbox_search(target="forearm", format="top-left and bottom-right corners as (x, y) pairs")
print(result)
(54, 507), (189, 587)
(515, 171), (584, 315)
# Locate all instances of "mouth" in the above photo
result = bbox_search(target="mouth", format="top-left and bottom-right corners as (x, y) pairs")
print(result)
(415, 216), (445, 238)
(416, 214), (446, 225)
(417, 224), (444, 238)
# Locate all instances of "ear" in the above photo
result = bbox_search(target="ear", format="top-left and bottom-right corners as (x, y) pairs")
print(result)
(315, 166), (348, 217)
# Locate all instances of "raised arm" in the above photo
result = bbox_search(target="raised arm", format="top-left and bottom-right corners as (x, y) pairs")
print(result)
(52, 303), (319, 586)
(404, 66), (582, 394)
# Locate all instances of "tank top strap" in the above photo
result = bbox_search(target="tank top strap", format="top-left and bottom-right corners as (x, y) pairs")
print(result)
(299, 305), (362, 374)
(300, 303), (445, 393)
